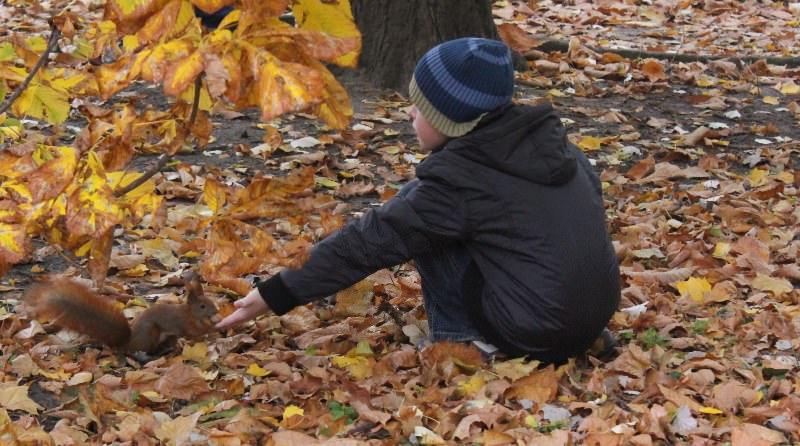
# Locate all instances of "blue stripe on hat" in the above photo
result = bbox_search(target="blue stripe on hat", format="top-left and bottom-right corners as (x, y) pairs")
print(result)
(428, 45), (510, 107)
(412, 37), (514, 124)
(467, 38), (512, 65)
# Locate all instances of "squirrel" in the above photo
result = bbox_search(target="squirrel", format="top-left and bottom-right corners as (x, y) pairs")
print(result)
(25, 272), (217, 354)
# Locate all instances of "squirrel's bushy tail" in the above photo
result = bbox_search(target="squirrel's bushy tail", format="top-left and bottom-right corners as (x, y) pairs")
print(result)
(26, 281), (131, 347)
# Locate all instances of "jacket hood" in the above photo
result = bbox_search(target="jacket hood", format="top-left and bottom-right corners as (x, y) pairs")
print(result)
(443, 102), (577, 185)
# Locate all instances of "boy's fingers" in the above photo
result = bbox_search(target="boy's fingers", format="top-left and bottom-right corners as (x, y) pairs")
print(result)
(216, 310), (245, 330)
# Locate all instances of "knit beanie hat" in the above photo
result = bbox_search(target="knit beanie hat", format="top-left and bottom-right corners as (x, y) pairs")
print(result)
(409, 37), (514, 138)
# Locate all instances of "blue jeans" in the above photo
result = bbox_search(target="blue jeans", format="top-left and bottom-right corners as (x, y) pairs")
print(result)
(398, 181), (483, 342)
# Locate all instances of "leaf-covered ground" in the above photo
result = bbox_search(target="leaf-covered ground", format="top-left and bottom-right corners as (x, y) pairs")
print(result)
(1, 1), (799, 444)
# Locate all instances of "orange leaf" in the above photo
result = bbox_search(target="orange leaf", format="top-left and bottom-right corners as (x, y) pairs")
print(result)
(505, 364), (558, 404)
(641, 59), (666, 82)
(202, 178), (227, 215)
(191, 0), (235, 14)
(497, 23), (543, 53)
(164, 51), (204, 96)
(105, 0), (169, 34)
(257, 53), (323, 121)
(88, 228), (114, 284)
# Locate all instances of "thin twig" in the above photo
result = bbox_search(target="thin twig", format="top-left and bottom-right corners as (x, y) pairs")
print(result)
(526, 39), (800, 67)
(0, 20), (62, 116)
(114, 75), (203, 197)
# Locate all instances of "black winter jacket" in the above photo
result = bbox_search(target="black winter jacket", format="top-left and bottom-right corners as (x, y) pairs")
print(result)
(258, 102), (620, 361)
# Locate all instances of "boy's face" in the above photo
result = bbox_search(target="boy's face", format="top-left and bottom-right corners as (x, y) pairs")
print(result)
(410, 105), (449, 151)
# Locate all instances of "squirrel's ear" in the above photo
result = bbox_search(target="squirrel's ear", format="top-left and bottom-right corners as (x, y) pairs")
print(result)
(183, 272), (204, 300)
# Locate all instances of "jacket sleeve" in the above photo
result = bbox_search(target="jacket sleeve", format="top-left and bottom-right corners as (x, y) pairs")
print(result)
(258, 178), (470, 315)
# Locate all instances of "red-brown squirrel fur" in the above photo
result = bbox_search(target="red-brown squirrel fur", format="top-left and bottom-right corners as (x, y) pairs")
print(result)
(25, 272), (217, 354)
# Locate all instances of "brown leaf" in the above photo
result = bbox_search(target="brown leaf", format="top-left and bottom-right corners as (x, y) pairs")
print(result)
(711, 381), (761, 413)
(155, 363), (210, 400)
(730, 423), (785, 446)
(334, 279), (373, 317)
(640, 59), (667, 82)
(642, 162), (708, 183)
(624, 155), (655, 180)
(497, 23), (544, 53)
(505, 364), (558, 404)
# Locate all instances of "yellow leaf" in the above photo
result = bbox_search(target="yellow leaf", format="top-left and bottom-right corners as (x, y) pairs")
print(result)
(119, 263), (149, 277)
(696, 76), (717, 87)
(458, 375), (485, 397)
(747, 168), (769, 187)
(712, 242), (730, 260)
(0, 223), (27, 266)
(283, 404), (304, 419)
(0, 42), (15, 62)
(331, 355), (373, 380)
(181, 342), (208, 362)
(26, 36), (47, 52)
(122, 35), (140, 53)
(109, 0), (156, 17)
(12, 78), (70, 123)
(65, 151), (123, 239)
(763, 96), (779, 105)
(546, 88), (566, 97)
(292, 0), (361, 67)
(775, 171), (794, 184)
(576, 135), (616, 152)
(700, 406), (723, 415)
(246, 363), (270, 377)
(66, 372), (94, 386)
(316, 177), (339, 189)
(675, 276), (712, 302)
(493, 357), (540, 381)
(779, 82), (800, 95)
(163, 51), (204, 96)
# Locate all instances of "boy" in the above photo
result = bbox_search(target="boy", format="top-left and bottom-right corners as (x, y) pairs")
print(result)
(216, 38), (620, 364)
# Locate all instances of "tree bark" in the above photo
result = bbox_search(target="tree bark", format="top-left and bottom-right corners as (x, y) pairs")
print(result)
(351, 0), (498, 91)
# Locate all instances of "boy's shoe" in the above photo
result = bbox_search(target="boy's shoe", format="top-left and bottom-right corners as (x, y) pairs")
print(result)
(589, 328), (617, 359)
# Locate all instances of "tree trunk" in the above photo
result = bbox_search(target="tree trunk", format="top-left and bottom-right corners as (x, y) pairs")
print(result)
(351, 0), (499, 91)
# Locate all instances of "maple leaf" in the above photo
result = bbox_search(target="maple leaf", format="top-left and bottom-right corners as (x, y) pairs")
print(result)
(675, 277), (712, 303)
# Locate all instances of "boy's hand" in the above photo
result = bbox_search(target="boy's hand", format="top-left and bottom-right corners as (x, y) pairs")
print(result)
(215, 288), (269, 330)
